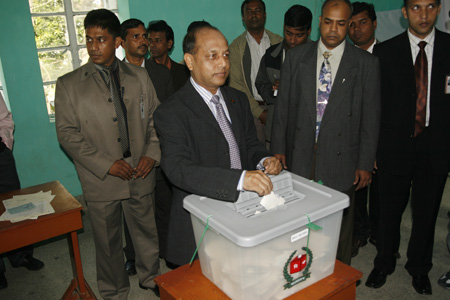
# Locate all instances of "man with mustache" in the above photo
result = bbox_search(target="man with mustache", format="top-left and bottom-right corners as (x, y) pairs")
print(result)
(56, 10), (161, 298)
(120, 18), (176, 274)
(229, 0), (283, 143)
(121, 18), (174, 103)
(271, 0), (380, 265)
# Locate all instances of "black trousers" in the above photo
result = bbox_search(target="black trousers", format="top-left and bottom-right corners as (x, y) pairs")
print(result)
(353, 172), (379, 242)
(374, 131), (448, 275)
(0, 147), (34, 274)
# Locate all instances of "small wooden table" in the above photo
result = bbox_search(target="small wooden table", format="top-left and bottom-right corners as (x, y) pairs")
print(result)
(155, 259), (362, 300)
(0, 181), (96, 300)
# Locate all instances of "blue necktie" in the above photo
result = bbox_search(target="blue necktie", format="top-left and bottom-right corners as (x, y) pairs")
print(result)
(317, 51), (332, 141)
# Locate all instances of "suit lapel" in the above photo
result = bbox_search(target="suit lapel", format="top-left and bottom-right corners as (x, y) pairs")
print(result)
(298, 42), (319, 128)
(221, 88), (243, 144)
(320, 42), (356, 128)
(183, 82), (225, 137)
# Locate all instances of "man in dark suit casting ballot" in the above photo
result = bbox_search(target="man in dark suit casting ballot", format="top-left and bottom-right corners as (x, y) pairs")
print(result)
(154, 23), (282, 267)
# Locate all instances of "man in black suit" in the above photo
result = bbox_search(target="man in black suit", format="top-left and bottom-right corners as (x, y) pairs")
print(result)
(365, 0), (450, 295)
(154, 23), (282, 267)
(147, 20), (190, 91)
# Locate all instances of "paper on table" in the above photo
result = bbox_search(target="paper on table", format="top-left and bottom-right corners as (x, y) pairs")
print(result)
(0, 190), (55, 223)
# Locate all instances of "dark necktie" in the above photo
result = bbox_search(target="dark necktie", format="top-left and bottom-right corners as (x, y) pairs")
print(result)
(103, 67), (130, 155)
(414, 41), (427, 137)
(210, 95), (242, 169)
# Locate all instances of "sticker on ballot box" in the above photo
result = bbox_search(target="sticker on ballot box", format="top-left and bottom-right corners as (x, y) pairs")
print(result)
(291, 229), (309, 243)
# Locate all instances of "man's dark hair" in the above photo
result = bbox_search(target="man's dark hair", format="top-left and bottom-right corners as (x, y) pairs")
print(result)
(84, 9), (120, 38)
(404, 0), (440, 6)
(352, 2), (377, 21)
(241, 0), (266, 16)
(120, 18), (145, 41)
(284, 5), (313, 31)
(321, 0), (353, 16)
(147, 20), (175, 44)
(183, 21), (217, 54)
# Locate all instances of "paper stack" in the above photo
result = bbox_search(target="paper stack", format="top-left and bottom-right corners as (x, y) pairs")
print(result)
(0, 191), (55, 223)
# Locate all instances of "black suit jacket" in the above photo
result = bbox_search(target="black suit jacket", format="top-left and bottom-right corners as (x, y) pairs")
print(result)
(374, 30), (450, 175)
(145, 58), (175, 102)
(154, 81), (271, 264)
(169, 58), (190, 91)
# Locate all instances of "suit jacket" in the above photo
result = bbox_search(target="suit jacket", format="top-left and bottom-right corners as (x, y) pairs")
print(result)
(145, 58), (175, 102)
(55, 59), (161, 201)
(271, 41), (380, 192)
(229, 29), (283, 118)
(154, 81), (271, 264)
(374, 30), (450, 175)
(169, 58), (190, 91)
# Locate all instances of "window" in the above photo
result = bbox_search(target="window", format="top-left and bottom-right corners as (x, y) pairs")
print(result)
(29, 0), (118, 120)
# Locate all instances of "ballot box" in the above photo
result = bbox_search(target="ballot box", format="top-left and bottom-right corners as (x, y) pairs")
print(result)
(183, 171), (349, 300)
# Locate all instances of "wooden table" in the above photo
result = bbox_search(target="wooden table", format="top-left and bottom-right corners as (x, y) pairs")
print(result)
(0, 181), (96, 300)
(155, 259), (362, 300)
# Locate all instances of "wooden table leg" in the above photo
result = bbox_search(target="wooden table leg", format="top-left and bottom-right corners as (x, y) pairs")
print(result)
(62, 231), (97, 300)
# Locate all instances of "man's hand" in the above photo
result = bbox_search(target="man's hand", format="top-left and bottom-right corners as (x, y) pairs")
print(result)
(353, 169), (372, 191)
(272, 79), (280, 91)
(274, 154), (287, 169)
(263, 157), (282, 175)
(134, 156), (156, 179)
(243, 170), (273, 196)
(259, 110), (268, 125)
(108, 160), (134, 181)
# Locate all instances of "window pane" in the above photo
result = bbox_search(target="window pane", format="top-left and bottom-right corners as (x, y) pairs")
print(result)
(38, 50), (73, 82)
(74, 15), (86, 45)
(78, 48), (89, 65)
(33, 16), (69, 48)
(72, 0), (117, 12)
(43, 84), (56, 117)
(29, 0), (64, 13)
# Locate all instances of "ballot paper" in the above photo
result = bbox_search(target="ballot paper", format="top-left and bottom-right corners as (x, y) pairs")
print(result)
(260, 191), (285, 210)
(0, 191), (55, 223)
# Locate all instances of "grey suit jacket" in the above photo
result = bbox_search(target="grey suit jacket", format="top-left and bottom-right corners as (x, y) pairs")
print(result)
(271, 41), (380, 191)
(55, 59), (161, 201)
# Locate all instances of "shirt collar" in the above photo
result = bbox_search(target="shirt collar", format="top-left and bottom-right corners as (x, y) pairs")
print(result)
(318, 38), (345, 58)
(407, 27), (435, 48)
(190, 77), (223, 102)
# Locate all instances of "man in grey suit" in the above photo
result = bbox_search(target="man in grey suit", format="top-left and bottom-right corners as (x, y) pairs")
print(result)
(55, 9), (160, 299)
(271, 0), (380, 265)
(154, 23), (282, 267)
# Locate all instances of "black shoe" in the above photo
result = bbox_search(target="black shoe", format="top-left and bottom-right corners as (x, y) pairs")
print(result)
(351, 239), (368, 258)
(124, 260), (136, 276)
(139, 283), (160, 297)
(0, 272), (7, 289)
(165, 260), (180, 270)
(17, 255), (44, 271)
(412, 274), (432, 295)
(438, 271), (450, 290)
(365, 268), (388, 289)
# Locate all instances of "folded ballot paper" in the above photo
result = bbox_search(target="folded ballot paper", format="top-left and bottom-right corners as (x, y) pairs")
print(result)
(0, 191), (55, 223)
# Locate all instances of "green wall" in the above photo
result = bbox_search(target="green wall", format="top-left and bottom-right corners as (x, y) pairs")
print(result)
(0, 0), (407, 196)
